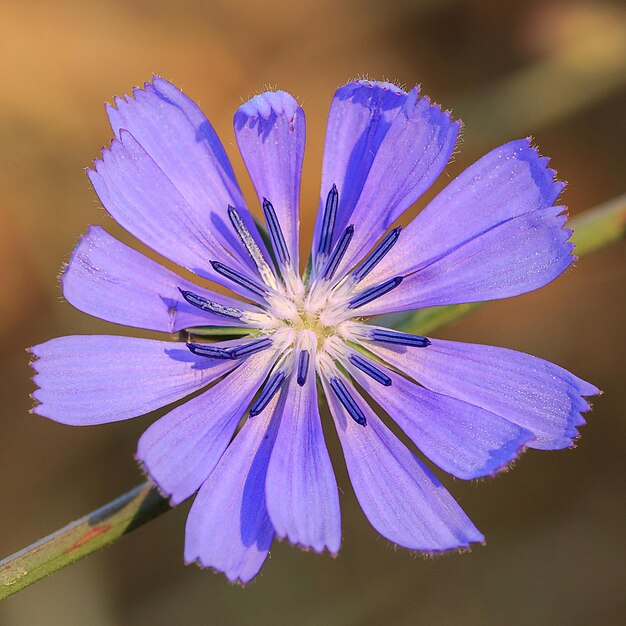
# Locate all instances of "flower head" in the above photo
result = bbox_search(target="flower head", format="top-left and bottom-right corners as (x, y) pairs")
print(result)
(31, 76), (598, 584)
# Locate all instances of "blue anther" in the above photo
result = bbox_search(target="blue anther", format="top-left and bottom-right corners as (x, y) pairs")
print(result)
(186, 343), (233, 359)
(250, 370), (286, 417)
(347, 276), (403, 309)
(227, 337), (273, 359)
(317, 184), (339, 258)
(348, 354), (392, 386)
(186, 337), (272, 360)
(352, 226), (402, 282)
(262, 198), (291, 266)
(210, 260), (268, 298)
(368, 329), (431, 348)
(296, 350), (310, 386)
(178, 289), (244, 319)
(322, 225), (354, 280)
(330, 376), (367, 426)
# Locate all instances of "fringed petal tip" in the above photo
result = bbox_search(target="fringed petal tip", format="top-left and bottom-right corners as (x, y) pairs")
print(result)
(399, 88), (460, 130)
(522, 137), (567, 201)
(88, 134), (122, 172)
(473, 431), (534, 481)
(28, 343), (60, 422)
(563, 391), (598, 448)
(89, 122), (174, 171)
(235, 90), (302, 126)
(396, 527), (486, 555)
(103, 75), (182, 111)
(274, 532), (340, 556)
(411, 535), (486, 558)
(558, 385), (602, 450)
(58, 227), (91, 289)
(183, 556), (263, 587)
(134, 455), (180, 506)
(135, 430), (198, 508)
(339, 78), (410, 100)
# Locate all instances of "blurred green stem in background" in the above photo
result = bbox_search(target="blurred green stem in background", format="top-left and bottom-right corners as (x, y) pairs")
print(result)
(457, 6), (626, 147)
(1, 193), (625, 601)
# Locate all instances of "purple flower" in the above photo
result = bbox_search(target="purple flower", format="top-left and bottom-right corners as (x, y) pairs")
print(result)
(31, 77), (599, 584)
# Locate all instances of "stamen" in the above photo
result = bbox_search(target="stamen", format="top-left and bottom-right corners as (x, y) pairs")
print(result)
(262, 198), (291, 266)
(178, 289), (244, 320)
(347, 276), (403, 309)
(330, 376), (367, 426)
(348, 354), (392, 386)
(322, 225), (354, 280)
(186, 337), (273, 360)
(317, 184), (339, 258)
(210, 260), (268, 298)
(186, 343), (232, 359)
(227, 206), (276, 287)
(227, 337), (273, 359)
(352, 226), (402, 282)
(249, 370), (286, 416)
(296, 350), (310, 386)
(368, 328), (431, 348)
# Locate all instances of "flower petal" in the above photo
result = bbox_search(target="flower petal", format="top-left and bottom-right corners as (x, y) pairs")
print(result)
(345, 355), (532, 479)
(30, 336), (234, 425)
(234, 91), (305, 267)
(184, 393), (281, 584)
(364, 339), (599, 450)
(106, 76), (266, 271)
(366, 139), (565, 283)
(357, 205), (574, 315)
(136, 350), (276, 505)
(315, 81), (459, 273)
(265, 347), (341, 553)
(322, 375), (484, 551)
(88, 130), (262, 300)
(62, 226), (260, 333)
(314, 80), (407, 261)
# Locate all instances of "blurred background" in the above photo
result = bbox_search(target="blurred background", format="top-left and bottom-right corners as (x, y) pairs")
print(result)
(1, 0), (625, 624)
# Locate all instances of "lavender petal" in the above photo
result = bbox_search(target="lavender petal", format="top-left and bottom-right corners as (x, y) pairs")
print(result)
(316, 82), (459, 274)
(184, 393), (280, 584)
(106, 76), (267, 270)
(323, 375), (484, 551)
(356, 206), (575, 315)
(136, 351), (275, 505)
(234, 91), (305, 268)
(366, 338), (600, 450)
(347, 355), (533, 479)
(30, 336), (236, 425)
(63, 226), (256, 332)
(365, 138), (565, 284)
(265, 356), (341, 553)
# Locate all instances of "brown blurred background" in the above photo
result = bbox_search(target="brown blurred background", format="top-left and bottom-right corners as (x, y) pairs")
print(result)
(1, 0), (625, 624)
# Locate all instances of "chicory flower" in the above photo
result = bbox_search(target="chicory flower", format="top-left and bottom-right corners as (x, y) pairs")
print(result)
(31, 77), (598, 583)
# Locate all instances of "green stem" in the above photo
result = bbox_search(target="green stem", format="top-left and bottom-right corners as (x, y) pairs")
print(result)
(0, 483), (169, 601)
(1, 195), (625, 601)
(568, 193), (626, 257)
